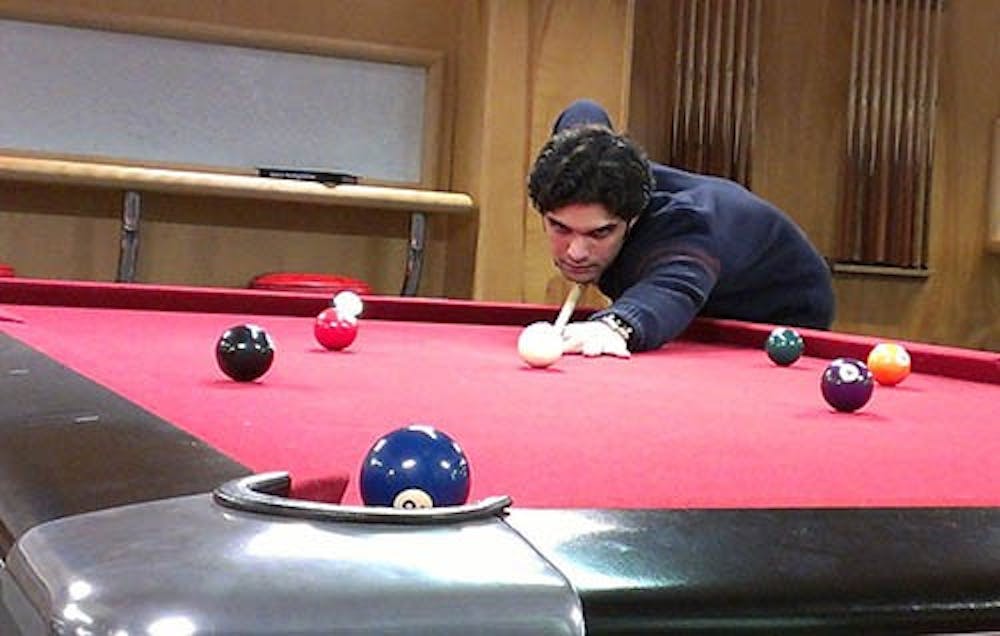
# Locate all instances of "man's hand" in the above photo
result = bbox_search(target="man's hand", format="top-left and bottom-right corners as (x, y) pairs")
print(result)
(561, 321), (631, 358)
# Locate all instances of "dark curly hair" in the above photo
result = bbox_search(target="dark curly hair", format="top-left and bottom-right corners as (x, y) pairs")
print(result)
(528, 125), (654, 222)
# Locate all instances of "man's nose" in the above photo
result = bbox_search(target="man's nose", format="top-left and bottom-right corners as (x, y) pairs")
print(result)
(566, 235), (590, 261)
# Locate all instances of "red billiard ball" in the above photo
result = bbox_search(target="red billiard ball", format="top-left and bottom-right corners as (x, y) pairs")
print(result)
(314, 307), (358, 351)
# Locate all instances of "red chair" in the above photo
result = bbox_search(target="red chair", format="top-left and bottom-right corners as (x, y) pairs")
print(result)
(248, 272), (372, 296)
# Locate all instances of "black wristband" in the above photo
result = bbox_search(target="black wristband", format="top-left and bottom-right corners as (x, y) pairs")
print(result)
(596, 314), (635, 350)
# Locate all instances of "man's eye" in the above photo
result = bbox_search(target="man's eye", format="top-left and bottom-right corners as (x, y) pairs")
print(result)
(590, 228), (612, 239)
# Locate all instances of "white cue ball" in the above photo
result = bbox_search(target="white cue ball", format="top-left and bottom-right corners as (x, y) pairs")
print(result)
(333, 290), (364, 320)
(517, 321), (564, 368)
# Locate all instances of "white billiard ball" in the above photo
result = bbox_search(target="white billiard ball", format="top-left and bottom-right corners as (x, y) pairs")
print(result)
(332, 290), (364, 320)
(517, 321), (564, 368)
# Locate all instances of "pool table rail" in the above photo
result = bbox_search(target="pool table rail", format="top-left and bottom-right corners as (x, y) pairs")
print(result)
(4, 493), (586, 636)
(3, 496), (999, 635)
(0, 331), (251, 557)
(2, 276), (995, 385)
(506, 507), (1000, 634)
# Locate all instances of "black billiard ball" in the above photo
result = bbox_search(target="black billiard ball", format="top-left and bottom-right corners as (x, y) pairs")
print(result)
(821, 357), (874, 412)
(216, 324), (275, 382)
(765, 327), (804, 366)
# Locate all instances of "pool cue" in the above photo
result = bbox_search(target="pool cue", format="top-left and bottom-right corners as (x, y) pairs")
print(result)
(554, 283), (585, 332)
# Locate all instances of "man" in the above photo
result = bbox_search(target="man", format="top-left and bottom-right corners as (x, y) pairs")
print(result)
(527, 99), (835, 357)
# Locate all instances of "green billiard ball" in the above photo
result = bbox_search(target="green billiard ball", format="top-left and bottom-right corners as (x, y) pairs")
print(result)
(765, 327), (804, 366)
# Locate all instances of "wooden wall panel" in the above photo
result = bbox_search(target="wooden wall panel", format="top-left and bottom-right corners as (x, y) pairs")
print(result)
(456, 1), (532, 302)
(442, 2), (490, 300)
(450, 0), (634, 307)
(630, 0), (997, 350)
(523, 0), (634, 307)
(752, 0), (851, 257)
(0, 183), (121, 280)
(991, 118), (1000, 252)
(627, 0), (673, 157)
(832, 0), (999, 351)
(630, 0), (851, 254)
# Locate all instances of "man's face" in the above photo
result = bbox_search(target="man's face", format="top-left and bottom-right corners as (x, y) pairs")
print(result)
(542, 203), (633, 284)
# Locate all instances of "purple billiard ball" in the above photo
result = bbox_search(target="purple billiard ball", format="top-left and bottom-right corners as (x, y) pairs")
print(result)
(821, 357), (875, 412)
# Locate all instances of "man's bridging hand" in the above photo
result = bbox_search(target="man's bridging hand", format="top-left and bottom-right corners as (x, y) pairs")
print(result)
(561, 320), (631, 358)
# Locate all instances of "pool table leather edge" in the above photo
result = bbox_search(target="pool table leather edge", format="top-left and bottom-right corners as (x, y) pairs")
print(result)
(0, 331), (252, 555)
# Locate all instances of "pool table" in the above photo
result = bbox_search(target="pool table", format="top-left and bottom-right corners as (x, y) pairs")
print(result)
(1, 277), (998, 634)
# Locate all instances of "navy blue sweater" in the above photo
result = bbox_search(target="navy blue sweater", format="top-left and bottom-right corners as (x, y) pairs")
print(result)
(554, 101), (835, 351)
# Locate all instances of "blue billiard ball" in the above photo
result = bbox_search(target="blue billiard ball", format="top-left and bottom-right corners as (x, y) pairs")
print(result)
(360, 425), (471, 508)
(821, 357), (874, 412)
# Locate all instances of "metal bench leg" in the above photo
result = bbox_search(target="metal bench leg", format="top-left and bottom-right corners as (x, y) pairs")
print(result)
(116, 190), (142, 283)
(401, 212), (426, 296)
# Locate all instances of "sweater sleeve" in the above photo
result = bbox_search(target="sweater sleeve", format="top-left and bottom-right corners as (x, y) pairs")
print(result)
(593, 209), (720, 352)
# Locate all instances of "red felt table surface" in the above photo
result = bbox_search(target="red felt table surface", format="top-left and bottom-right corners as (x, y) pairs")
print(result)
(2, 304), (998, 509)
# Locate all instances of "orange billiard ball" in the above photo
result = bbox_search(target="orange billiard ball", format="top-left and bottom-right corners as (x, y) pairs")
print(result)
(866, 342), (911, 386)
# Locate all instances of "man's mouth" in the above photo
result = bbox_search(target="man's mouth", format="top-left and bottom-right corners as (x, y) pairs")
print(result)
(558, 262), (597, 278)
